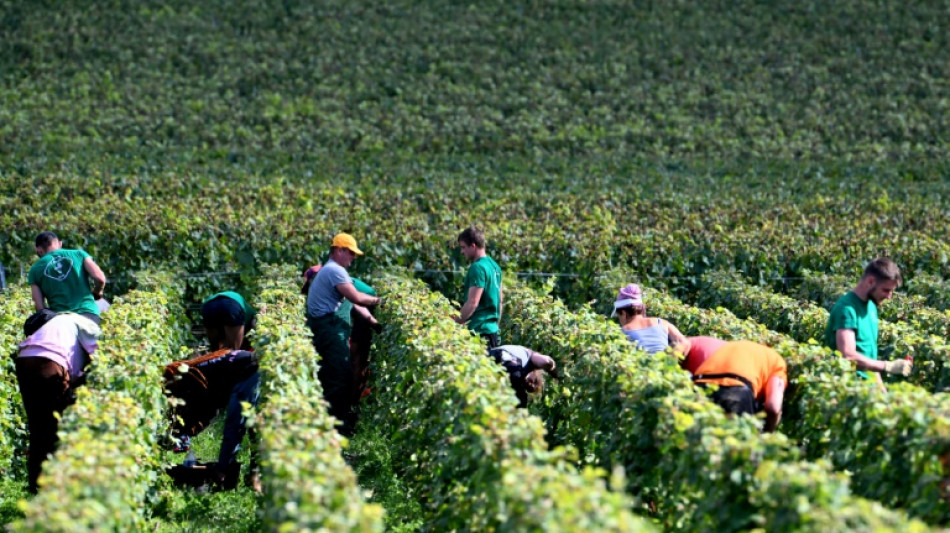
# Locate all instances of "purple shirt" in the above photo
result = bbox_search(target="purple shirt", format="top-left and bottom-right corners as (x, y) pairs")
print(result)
(19, 314), (99, 379)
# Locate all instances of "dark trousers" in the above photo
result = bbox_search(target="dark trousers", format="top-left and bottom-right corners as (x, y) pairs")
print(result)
(308, 314), (355, 434)
(710, 385), (758, 416)
(482, 332), (500, 350)
(216, 372), (261, 477)
(15, 357), (76, 493)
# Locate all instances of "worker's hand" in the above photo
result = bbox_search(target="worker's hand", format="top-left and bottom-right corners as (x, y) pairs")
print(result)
(883, 359), (913, 376)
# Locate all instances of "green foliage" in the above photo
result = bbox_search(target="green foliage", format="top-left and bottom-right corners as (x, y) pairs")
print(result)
(347, 422), (425, 533)
(251, 264), (385, 532)
(906, 273), (950, 311)
(0, 286), (31, 477)
(0, 0), (946, 163)
(370, 271), (653, 532)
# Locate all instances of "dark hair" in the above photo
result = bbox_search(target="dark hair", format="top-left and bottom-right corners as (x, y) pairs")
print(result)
(35, 231), (58, 248)
(863, 257), (902, 286)
(301, 266), (320, 295)
(458, 226), (486, 249)
(617, 304), (646, 317)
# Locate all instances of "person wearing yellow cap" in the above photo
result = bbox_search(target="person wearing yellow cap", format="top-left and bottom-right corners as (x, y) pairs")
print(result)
(306, 233), (382, 435)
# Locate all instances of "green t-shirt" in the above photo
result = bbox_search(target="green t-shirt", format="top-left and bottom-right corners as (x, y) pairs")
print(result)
(335, 278), (377, 327)
(204, 291), (257, 327)
(28, 249), (99, 315)
(824, 291), (878, 379)
(463, 256), (502, 335)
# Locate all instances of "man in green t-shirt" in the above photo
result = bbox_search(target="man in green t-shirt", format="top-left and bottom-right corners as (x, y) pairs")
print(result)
(454, 226), (503, 349)
(29, 231), (107, 324)
(824, 257), (912, 391)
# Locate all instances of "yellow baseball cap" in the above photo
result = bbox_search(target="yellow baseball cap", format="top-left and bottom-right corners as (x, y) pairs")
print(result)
(331, 233), (363, 255)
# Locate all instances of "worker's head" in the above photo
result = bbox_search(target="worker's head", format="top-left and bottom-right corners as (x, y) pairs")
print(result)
(458, 226), (486, 261)
(301, 265), (321, 295)
(329, 233), (363, 267)
(859, 257), (901, 305)
(34, 231), (61, 257)
(611, 283), (646, 322)
(524, 369), (545, 394)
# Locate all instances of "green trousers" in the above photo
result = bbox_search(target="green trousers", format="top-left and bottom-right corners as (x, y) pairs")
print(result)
(307, 313), (354, 432)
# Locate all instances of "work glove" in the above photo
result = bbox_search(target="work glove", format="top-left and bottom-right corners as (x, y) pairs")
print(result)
(883, 359), (913, 376)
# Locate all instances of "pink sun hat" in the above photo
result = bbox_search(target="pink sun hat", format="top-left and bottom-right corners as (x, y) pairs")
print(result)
(611, 283), (644, 317)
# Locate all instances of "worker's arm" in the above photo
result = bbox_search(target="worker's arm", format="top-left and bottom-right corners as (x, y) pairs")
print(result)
(31, 285), (46, 312)
(455, 286), (484, 324)
(336, 282), (382, 308)
(528, 351), (556, 373)
(835, 329), (886, 372)
(664, 321), (691, 355)
(763, 376), (786, 432)
(83, 257), (107, 299)
(352, 304), (379, 326)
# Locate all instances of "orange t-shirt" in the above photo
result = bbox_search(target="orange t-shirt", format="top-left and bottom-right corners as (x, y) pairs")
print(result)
(693, 340), (787, 401)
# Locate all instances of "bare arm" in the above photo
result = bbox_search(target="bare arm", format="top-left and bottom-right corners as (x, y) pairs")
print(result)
(528, 351), (556, 372)
(456, 286), (484, 323)
(83, 257), (107, 298)
(31, 285), (45, 312)
(336, 282), (381, 308)
(763, 376), (786, 432)
(835, 329), (886, 372)
(663, 320), (692, 355)
(352, 304), (379, 325)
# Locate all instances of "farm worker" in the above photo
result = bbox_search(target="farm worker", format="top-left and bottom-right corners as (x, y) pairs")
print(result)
(454, 226), (503, 350)
(823, 257), (911, 392)
(164, 348), (261, 491)
(337, 277), (381, 404)
(15, 313), (101, 493)
(692, 340), (787, 432)
(612, 283), (691, 356)
(682, 336), (727, 375)
(305, 233), (382, 435)
(201, 291), (257, 351)
(304, 264), (380, 403)
(489, 345), (557, 408)
(29, 231), (107, 325)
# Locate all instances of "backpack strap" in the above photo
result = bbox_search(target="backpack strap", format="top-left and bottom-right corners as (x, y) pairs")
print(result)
(692, 372), (754, 391)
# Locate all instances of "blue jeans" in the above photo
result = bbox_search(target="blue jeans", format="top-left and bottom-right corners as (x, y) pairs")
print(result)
(216, 371), (261, 469)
